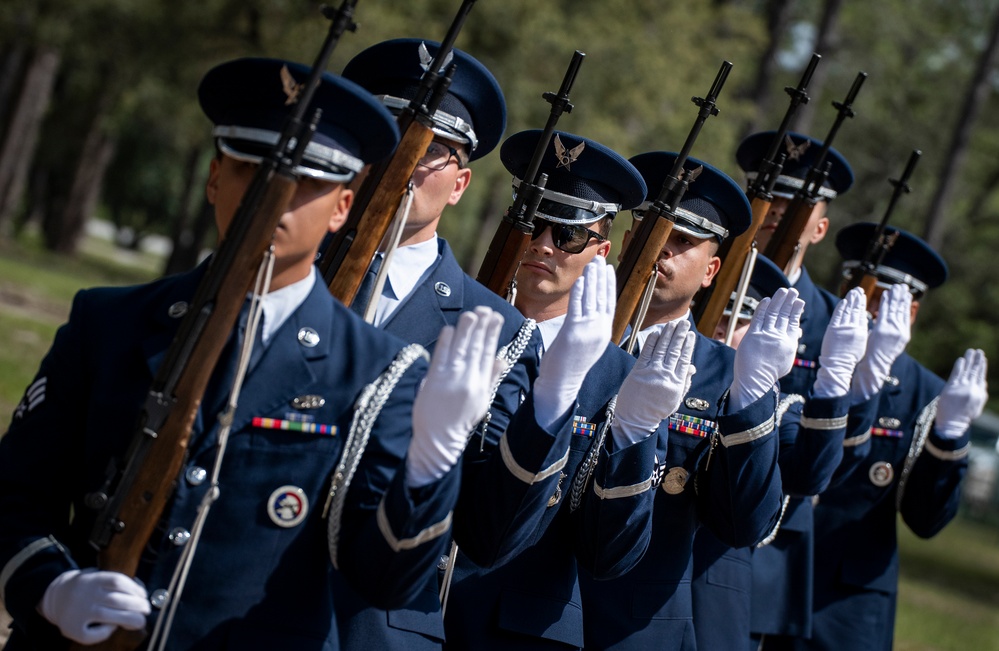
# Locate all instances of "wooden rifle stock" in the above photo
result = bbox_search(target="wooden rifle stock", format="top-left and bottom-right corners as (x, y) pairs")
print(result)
(611, 61), (732, 344)
(694, 54), (820, 336)
(763, 71), (867, 273)
(320, 119), (437, 303)
(476, 50), (585, 299)
(72, 3), (359, 648)
(844, 149), (921, 307)
(319, 0), (477, 304)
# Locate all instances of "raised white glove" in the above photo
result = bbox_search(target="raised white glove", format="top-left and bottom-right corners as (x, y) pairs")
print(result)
(850, 284), (911, 403)
(406, 306), (506, 487)
(812, 287), (869, 398)
(38, 568), (150, 645)
(935, 348), (989, 439)
(729, 287), (804, 411)
(533, 257), (616, 432)
(613, 319), (697, 445)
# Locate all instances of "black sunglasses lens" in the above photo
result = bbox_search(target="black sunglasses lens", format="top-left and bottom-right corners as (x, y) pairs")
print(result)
(553, 224), (588, 253)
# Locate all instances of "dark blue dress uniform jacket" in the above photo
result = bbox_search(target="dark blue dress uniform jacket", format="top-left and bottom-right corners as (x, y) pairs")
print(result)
(444, 343), (661, 650)
(333, 238), (541, 651)
(783, 268), (839, 398)
(0, 266), (457, 650)
(798, 352), (968, 651)
(692, 391), (854, 650)
(579, 331), (783, 651)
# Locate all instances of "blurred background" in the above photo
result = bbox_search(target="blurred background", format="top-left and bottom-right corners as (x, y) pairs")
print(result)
(1, 0), (998, 648)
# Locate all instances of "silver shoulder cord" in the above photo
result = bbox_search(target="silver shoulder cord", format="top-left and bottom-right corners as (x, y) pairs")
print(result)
(439, 320), (537, 617)
(149, 247), (276, 651)
(362, 183), (416, 324)
(896, 396), (939, 510)
(325, 342), (429, 564)
(477, 319), (537, 453)
(569, 396), (618, 513)
(756, 393), (805, 548)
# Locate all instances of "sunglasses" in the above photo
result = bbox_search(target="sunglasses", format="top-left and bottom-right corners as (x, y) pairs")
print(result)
(531, 217), (606, 254)
(417, 141), (464, 171)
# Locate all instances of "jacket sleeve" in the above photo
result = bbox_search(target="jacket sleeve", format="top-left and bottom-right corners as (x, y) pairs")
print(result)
(332, 356), (464, 610)
(0, 291), (92, 644)
(575, 424), (659, 579)
(898, 403), (969, 539)
(779, 394), (851, 496)
(697, 388), (783, 548)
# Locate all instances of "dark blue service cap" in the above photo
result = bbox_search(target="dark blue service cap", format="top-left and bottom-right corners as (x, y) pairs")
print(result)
(736, 130), (854, 201)
(500, 130), (647, 224)
(342, 38), (506, 161)
(628, 151), (752, 242)
(199, 57), (400, 183)
(724, 254), (790, 320)
(835, 222), (948, 294)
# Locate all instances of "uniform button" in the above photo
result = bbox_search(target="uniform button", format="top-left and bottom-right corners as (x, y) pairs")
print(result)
(185, 466), (207, 486)
(168, 527), (191, 547)
(150, 589), (170, 609)
(437, 555), (449, 571)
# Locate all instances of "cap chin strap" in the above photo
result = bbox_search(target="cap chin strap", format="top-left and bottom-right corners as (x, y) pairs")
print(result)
(511, 177), (619, 224)
(378, 95), (478, 152)
(633, 201), (729, 240)
(744, 170), (838, 200)
(214, 127), (360, 184)
(840, 261), (928, 294)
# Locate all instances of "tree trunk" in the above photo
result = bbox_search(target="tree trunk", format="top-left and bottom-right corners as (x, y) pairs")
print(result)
(163, 148), (211, 276)
(0, 44), (30, 141)
(923, 9), (999, 249)
(793, 0), (845, 134)
(740, 0), (795, 139)
(43, 103), (117, 254)
(0, 46), (61, 237)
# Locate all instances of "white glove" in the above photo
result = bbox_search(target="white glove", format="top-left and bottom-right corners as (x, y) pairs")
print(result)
(935, 348), (989, 439)
(38, 568), (150, 645)
(613, 319), (697, 445)
(851, 284), (911, 404)
(729, 287), (805, 411)
(812, 287), (869, 398)
(533, 257), (616, 432)
(406, 307), (506, 487)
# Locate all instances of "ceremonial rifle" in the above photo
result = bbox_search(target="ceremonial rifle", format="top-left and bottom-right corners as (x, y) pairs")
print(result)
(843, 148), (921, 304)
(693, 54), (820, 337)
(475, 50), (585, 300)
(319, 0), (476, 306)
(762, 71), (867, 274)
(612, 61), (732, 345)
(76, 4), (359, 650)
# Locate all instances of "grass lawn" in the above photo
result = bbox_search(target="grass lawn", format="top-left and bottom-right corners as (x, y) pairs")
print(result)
(895, 514), (999, 650)
(0, 233), (160, 417)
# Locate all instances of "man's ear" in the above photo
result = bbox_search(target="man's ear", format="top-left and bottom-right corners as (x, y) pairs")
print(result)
(809, 212), (830, 245)
(702, 254), (722, 288)
(449, 167), (473, 205)
(597, 239), (612, 258)
(910, 298), (920, 324)
(328, 187), (354, 233)
(205, 157), (221, 205)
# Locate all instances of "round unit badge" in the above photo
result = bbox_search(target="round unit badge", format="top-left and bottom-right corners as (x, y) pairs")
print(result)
(267, 485), (309, 528)
(661, 467), (689, 495)
(868, 461), (894, 487)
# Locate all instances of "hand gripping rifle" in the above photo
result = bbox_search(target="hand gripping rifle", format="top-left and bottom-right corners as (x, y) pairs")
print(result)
(693, 54), (820, 337)
(318, 0), (476, 305)
(612, 61), (732, 345)
(762, 71), (867, 274)
(76, 4), (359, 650)
(843, 148), (921, 304)
(475, 50), (585, 300)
